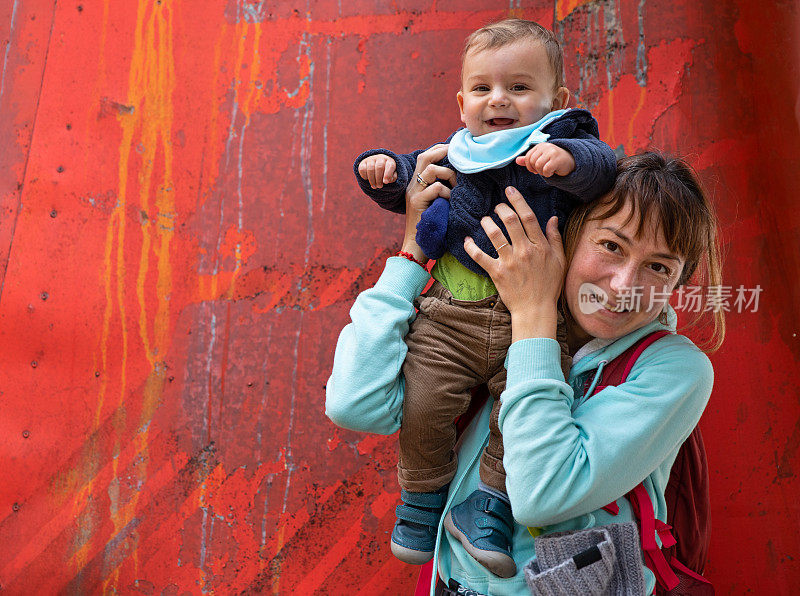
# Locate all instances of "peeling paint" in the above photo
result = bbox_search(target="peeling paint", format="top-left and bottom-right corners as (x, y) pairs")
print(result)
(0, 1), (797, 594)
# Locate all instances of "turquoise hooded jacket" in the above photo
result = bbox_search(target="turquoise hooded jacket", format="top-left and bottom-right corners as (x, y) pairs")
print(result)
(325, 257), (713, 596)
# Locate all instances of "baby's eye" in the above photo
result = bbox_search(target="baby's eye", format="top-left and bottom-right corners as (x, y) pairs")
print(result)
(511, 84), (529, 91)
(473, 85), (490, 92)
(649, 262), (671, 275)
(602, 240), (620, 253)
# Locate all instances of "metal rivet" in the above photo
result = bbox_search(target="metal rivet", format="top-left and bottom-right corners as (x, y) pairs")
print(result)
(66, 123), (72, 130)
(56, 166), (64, 173)
(50, 210), (57, 218)
(31, 361), (38, 368)
(41, 292), (48, 300)
(12, 503), (20, 512)
(168, 376), (174, 382)
(94, 371), (100, 377)
(22, 430), (30, 439)
(247, 381), (253, 387)
(77, 5), (83, 11)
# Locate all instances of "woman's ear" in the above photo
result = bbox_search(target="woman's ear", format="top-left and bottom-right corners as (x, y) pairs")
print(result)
(552, 87), (570, 110)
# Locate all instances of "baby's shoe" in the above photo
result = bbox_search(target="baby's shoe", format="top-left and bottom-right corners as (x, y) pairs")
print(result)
(391, 485), (449, 565)
(444, 489), (516, 578)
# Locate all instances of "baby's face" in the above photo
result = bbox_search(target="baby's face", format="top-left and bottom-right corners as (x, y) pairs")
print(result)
(457, 40), (562, 137)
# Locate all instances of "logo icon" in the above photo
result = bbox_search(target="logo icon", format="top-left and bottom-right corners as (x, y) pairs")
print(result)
(578, 282), (607, 314)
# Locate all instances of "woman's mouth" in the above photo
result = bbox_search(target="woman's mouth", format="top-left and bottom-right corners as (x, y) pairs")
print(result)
(595, 294), (631, 313)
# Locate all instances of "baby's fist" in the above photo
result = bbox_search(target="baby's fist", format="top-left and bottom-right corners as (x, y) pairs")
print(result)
(515, 143), (575, 177)
(358, 154), (398, 189)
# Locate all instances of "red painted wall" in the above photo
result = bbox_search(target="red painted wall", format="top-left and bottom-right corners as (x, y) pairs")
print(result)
(0, 1), (798, 594)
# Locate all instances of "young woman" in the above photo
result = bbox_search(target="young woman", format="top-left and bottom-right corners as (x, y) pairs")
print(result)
(326, 146), (724, 596)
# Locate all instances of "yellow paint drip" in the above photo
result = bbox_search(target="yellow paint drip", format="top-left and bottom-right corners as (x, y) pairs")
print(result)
(271, 523), (286, 594)
(627, 85), (647, 154)
(70, 0), (177, 591)
(606, 86), (616, 150)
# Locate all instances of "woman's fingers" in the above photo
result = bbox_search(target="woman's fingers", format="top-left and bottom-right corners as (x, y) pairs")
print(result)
(504, 186), (547, 244)
(545, 216), (565, 260)
(417, 163), (456, 188)
(493, 202), (531, 250)
(427, 164), (457, 187)
(415, 144), (449, 172)
(479, 215), (512, 254)
(407, 181), (452, 213)
(421, 181), (451, 201)
(463, 236), (495, 272)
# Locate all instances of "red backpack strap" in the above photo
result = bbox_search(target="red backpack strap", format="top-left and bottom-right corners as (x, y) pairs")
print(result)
(628, 485), (681, 591)
(590, 331), (689, 590)
(587, 330), (672, 395)
(592, 330), (670, 518)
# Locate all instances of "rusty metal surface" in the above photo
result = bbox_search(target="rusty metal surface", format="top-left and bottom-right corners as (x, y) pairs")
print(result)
(0, 0), (798, 594)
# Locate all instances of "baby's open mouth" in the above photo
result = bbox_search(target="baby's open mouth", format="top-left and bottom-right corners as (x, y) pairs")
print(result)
(486, 118), (515, 127)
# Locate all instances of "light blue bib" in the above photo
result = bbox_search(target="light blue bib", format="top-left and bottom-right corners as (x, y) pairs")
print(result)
(447, 109), (568, 173)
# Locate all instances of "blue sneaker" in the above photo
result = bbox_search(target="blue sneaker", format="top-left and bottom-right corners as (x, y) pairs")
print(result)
(391, 486), (449, 565)
(443, 489), (517, 578)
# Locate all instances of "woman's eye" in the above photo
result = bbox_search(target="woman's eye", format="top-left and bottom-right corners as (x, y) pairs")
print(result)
(602, 240), (620, 252)
(650, 263), (671, 275)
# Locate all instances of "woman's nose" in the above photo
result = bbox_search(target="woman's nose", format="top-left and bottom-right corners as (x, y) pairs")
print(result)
(609, 263), (639, 296)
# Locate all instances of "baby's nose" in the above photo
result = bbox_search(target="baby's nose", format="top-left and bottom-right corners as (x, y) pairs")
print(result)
(489, 88), (509, 105)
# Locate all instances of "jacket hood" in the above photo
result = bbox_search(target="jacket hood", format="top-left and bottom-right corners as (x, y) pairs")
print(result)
(541, 107), (600, 140)
(568, 305), (678, 381)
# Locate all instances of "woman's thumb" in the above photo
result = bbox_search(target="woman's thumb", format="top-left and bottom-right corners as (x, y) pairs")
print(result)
(545, 216), (562, 245)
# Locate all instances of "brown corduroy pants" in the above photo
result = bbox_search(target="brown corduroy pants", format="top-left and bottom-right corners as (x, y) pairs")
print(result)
(398, 281), (571, 494)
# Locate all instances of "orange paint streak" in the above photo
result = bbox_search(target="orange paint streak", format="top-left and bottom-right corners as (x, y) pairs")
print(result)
(72, 0), (144, 575)
(354, 557), (418, 596)
(356, 37), (369, 94)
(69, 439), (190, 571)
(261, 507), (311, 563)
(62, 0), (179, 589)
(216, 8), (520, 116)
(606, 86), (616, 149)
(290, 514), (365, 595)
(370, 490), (398, 519)
(556, 0), (595, 22)
(627, 85), (647, 154)
(3, 425), (173, 585)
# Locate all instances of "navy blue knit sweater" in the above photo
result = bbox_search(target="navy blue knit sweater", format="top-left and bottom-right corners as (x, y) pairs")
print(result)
(354, 109), (617, 276)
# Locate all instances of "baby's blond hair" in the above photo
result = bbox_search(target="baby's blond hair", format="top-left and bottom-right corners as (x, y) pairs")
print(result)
(462, 19), (565, 90)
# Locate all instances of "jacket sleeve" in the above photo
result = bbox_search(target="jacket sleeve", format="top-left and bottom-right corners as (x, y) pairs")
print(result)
(353, 148), (422, 214)
(544, 131), (618, 202)
(325, 257), (431, 434)
(498, 334), (713, 527)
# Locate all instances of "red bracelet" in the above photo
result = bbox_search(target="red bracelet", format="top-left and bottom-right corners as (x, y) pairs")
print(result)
(396, 250), (426, 268)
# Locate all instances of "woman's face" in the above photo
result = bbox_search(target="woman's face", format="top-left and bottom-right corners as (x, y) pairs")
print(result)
(565, 200), (686, 341)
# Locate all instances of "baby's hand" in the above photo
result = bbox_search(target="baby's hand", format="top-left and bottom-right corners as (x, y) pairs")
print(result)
(516, 143), (575, 177)
(358, 154), (398, 189)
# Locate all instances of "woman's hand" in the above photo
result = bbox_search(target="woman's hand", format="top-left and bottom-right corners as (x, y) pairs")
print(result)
(401, 144), (456, 263)
(463, 186), (566, 342)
